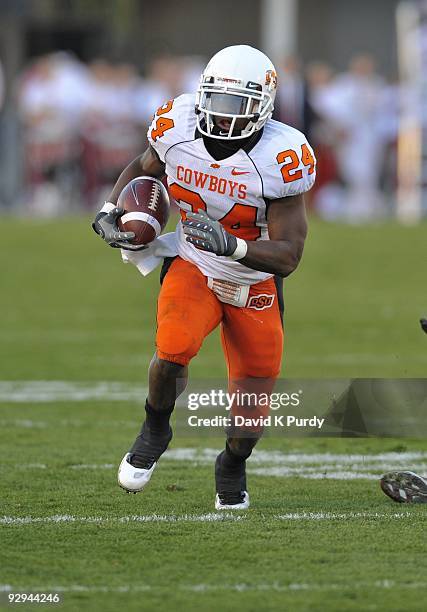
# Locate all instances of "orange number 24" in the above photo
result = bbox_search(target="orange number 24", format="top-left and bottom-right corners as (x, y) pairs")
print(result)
(276, 143), (315, 183)
(169, 183), (261, 241)
(150, 100), (175, 142)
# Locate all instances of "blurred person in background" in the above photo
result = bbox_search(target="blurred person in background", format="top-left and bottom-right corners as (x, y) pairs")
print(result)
(17, 52), (89, 215)
(134, 54), (206, 126)
(304, 61), (341, 218)
(146, 55), (186, 100)
(178, 55), (207, 94)
(80, 59), (145, 207)
(326, 53), (389, 222)
(376, 77), (399, 209)
(0, 56), (4, 111)
(0, 55), (6, 210)
(82, 54), (206, 209)
(303, 55), (399, 221)
(274, 55), (305, 132)
(133, 56), (171, 128)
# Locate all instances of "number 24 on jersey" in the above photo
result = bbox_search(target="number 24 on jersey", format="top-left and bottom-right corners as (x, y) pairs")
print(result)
(150, 100), (175, 142)
(277, 144), (315, 182)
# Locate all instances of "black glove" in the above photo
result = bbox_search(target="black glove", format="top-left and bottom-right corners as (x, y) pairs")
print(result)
(92, 207), (146, 251)
(182, 210), (238, 256)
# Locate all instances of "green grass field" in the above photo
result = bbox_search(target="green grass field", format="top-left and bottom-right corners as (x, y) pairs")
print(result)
(0, 216), (426, 611)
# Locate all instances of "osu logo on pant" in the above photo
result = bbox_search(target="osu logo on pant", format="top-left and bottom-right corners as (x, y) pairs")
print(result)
(247, 294), (275, 310)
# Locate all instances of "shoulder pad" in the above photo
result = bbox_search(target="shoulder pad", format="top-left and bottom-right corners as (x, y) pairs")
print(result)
(250, 120), (316, 200)
(147, 94), (196, 162)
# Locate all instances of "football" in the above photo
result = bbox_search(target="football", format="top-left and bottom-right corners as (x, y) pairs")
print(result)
(117, 176), (170, 246)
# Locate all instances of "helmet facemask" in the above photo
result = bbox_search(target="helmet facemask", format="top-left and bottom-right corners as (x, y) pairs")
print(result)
(195, 79), (274, 140)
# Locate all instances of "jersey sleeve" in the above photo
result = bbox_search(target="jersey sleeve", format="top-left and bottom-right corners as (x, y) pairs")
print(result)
(147, 94), (195, 163)
(260, 129), (316, 200)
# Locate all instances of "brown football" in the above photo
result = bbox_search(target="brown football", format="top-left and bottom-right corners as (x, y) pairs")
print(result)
(117, 177), (170, 246)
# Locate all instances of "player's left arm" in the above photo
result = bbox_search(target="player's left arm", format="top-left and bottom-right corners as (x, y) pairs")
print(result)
(240, 193), (307, 277)
(182, 193), (307, 278)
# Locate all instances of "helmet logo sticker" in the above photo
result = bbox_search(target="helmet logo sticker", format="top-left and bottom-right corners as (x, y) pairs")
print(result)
(265, 70), (277, 89)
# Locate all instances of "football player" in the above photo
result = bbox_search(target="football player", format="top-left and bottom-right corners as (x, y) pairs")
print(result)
(380, 471), (427, 503)
(92, 45), (316, 509)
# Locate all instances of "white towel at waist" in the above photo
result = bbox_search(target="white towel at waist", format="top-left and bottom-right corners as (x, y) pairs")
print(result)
(121, 232), (178, 277)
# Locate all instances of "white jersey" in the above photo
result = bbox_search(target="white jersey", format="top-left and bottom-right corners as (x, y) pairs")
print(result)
(147, 94), (316, 285)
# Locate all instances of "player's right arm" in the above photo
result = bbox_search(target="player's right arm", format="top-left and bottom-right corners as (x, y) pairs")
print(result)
(106, 146), (165, 205)
(91, 146), (165, 249)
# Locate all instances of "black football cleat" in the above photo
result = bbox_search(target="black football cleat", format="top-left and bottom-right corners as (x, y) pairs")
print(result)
(118, 422), (172, 493)
(214, 450), (250, 510)
(380, 470), (427, 503)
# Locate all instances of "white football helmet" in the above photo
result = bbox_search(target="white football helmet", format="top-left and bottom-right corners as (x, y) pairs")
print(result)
(195, 45), (277, 140)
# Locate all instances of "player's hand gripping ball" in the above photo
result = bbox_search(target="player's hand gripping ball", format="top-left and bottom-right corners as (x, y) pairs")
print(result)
(92, 177), (170, 251)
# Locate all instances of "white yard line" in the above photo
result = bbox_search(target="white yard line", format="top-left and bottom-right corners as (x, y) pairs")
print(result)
(0, 419), (136, 429)
(164, 449), (427, 480)
(164, 448), (427, 465)
(9, 463), (423, 481)
(0, 514), (245, 525)
(4, 448), (427, 481)
(1, 580), (426, 593)
(0, 511), (420, 526)
(0, 419), (49, 428)
(276, 511), (415, 520)
(249, 468), (380, 480)
(69, 464), (115, 470)
(0, 381), (147, 403)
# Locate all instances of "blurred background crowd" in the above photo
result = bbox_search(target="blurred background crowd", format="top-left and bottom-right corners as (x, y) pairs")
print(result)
(0, 0), (426, 222)
(13, 52), (203, 215)
(4, 51), (397, 221)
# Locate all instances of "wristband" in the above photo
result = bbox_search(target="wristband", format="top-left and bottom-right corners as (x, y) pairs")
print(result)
(229, 237), (248, 261)
(100, 201), (116, 214)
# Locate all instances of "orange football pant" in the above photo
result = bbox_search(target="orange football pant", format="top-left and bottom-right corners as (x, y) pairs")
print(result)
(156, 257), (284, 379)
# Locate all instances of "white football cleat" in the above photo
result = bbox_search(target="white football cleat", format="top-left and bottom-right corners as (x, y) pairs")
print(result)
(215, 491), (250, 510)
(118, 453), (157, 493)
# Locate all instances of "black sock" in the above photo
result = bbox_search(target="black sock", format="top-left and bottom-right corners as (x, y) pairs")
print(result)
(144, 400), (174, 433)
(221, 443), (247, 470)
(216, 443), (247, 491)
